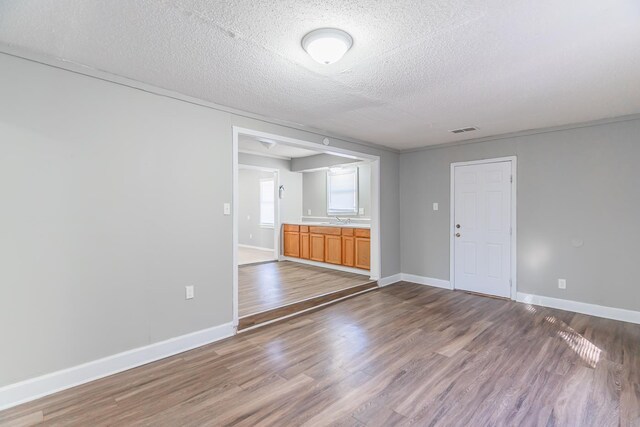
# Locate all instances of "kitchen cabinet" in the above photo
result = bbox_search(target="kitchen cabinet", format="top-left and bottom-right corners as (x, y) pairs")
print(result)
(282, 224), (369, 270)
(324, 234), (342, 265)
(310, 234), (325, 262)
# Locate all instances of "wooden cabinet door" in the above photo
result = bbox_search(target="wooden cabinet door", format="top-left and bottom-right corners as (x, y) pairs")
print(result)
(283, 231), (300, 257)
(355, 237), (370, 270)
(342, 236), (355, 267)
(300, 233), (310, 259)
(310, 234), (325, 262)
(325, 235), (342, 265)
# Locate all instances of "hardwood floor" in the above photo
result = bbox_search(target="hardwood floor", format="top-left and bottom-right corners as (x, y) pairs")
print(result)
(2, 282), (639, 426)
(238, 260), (371, 317)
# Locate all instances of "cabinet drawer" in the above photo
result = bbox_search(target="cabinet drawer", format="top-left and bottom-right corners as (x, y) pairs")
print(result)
(300, 225), (309, 233)
(354, 228), (370, 238)
(284, 224), (300, 232)
(309, 226), (342, 236)
(341, 228), (354, 236)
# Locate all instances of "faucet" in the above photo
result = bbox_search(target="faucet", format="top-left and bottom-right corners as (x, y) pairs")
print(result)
(334, 216), (351, 224)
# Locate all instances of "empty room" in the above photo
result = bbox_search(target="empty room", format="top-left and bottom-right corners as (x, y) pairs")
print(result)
(0, 1), (639, 426)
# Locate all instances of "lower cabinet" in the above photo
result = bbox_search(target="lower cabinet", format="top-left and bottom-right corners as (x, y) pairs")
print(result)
(310, 234), (325, 262)
(355, 237), (371, 270)
(342, 235), (355, 267)
(324, 235), (342, 265)
(300, 232), (310, 259)
(283, 224), (370, 270)
(283, 231), (300, 257)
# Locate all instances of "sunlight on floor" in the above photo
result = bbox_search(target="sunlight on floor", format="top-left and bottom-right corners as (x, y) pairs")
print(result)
(544, 314), (601, 368)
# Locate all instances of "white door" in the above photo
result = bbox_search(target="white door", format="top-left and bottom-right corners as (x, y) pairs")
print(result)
(453, 161), (512, 298)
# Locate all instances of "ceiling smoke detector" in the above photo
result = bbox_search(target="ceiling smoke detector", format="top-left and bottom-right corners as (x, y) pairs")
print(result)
(302, 28), (353, 65)
(449, 126), (479, 134)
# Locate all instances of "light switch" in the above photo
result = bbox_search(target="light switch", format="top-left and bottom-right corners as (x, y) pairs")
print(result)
(223, 203), (231, 215)
(359, 208), (365, 215)
(185, 285), (195, 300)
(433, 203), (439, 211)
(307, 209), (311, 215)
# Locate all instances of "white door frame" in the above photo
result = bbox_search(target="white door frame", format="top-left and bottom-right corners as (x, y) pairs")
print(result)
(449, 156), (517, 300)
(232, 126), (382, 328)
(238, 164), (280, 261)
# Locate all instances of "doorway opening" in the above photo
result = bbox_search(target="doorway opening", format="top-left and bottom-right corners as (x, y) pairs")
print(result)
(233, 127), (381, 330)
(237, 165), (279, 265)
(450, 156), (517, 300)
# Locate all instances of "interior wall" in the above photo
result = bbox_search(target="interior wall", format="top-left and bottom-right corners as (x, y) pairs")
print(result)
(302, 163), (372, 218)
(399, 118), (640, 312)
(0, 52), (401, 387)
(238, 169), (276, 249)
(238, 153), (302, 224)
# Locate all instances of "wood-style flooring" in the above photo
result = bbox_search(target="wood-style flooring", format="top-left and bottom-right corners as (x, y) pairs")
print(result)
(1, 282), (639, 426)
(238, 261), (371, 317)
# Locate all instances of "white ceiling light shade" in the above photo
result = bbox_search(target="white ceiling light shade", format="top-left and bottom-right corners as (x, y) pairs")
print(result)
(258, 138), (277, 149)
(302, 28), (353, 64)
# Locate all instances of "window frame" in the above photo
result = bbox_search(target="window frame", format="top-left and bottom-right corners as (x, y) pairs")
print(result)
(326, 167), (359, 216)
(259, 177), (275, 228)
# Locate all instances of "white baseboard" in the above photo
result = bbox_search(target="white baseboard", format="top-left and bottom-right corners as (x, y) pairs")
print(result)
(377, 274), (402, 287)
(281, 256), (372, 277)
(400, 274), (452, 289)
(238, 244), (273, 252)
(0, 322), (235, 411)
(516, 292), (640, 325)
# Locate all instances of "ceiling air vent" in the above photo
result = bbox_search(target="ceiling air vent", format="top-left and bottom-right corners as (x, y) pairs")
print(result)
(450, 126), (479, 134)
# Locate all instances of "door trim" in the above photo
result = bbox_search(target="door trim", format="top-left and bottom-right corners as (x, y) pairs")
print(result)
(449, 156), (517, 300)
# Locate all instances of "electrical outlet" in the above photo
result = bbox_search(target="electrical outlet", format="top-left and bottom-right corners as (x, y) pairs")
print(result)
(433, 203), (439, 211)
(359, 208), (365, 215)
(249, 233), (252, 239)
(223, 203), (231, 215)
(185, 285), (195, 300)
(307, 209), (311, 215)
(558, 279), (566, 289)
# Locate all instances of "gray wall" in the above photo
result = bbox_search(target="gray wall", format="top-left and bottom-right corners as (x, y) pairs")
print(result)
(0, 52), (401, 387)
(400, 118), (640, 312)
(302, 163), (372, 218)
(238, 153), (303, 224)
(238, 169), (276, 249)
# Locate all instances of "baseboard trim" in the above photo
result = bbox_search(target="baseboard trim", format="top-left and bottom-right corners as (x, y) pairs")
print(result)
(400, 274), (452, 289)
(377, 274), (402, 287)
(516, 293), (640, 325)
(281, 256), (372, 277)
(0, 322), (235, 411)
(238, 244), (273, 252)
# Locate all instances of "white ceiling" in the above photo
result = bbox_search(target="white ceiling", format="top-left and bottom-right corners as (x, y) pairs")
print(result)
(1, 1), (639, 150)
(238, 134), (319, 159)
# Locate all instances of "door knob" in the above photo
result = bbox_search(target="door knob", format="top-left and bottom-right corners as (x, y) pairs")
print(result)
(456, 224), (461, 229)
(455, 233), (461, 237)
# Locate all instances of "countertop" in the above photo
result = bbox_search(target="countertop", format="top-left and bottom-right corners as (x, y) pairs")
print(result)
(284, 221), (371, 229)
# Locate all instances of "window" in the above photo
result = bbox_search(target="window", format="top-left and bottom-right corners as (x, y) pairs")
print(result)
(259, 178), (275, 227)
(327, 167), (358, 215)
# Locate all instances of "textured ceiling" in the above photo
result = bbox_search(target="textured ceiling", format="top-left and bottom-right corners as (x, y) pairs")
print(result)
(1, 1), (639, 150)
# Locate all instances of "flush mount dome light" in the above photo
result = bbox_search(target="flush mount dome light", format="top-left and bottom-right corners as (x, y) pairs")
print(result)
(302, 28), (353, 64)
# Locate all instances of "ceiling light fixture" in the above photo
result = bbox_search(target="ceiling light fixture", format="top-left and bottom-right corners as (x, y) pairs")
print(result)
(258, 138), (277, 149)
(302, 28), (353, 65)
